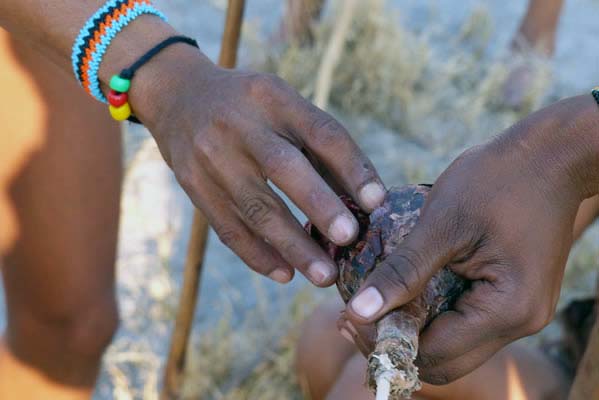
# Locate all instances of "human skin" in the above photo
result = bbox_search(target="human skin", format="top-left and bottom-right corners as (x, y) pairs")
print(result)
(0, 1), (384, 398)
(296, 299), (568, 400)
(513, 0), (565, 56)
(0, 29), (121, 399)
(0, 1), (385, 288)
(347, 95), (599, 384)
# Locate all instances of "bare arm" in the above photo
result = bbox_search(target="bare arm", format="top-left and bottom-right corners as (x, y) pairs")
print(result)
(0, 2), (387, 286)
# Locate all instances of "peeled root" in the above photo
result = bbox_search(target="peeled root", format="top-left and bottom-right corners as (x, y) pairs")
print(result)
(376, 375), (391, 400)
(307, 186), (466, 399)
(368, 312), (422, 399)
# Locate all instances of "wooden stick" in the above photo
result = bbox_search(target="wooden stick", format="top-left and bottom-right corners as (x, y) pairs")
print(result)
(313, 0), (358, 110)
(568, 280), (599, 400)
(160, 1), (246, 398)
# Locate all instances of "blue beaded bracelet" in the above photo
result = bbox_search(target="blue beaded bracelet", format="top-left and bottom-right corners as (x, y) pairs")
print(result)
(71, 0), (167, 103)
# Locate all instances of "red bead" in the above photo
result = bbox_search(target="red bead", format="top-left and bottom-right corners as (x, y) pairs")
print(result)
(108, 90), (128, 107)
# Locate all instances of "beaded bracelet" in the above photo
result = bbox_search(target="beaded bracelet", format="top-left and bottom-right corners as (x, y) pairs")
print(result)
(71, 0), (167, 103)
(107, 35), (199, 122)
(592, 87), (599, 107)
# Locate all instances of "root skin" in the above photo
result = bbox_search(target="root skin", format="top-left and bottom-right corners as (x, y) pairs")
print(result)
(307, 185), (467, 399)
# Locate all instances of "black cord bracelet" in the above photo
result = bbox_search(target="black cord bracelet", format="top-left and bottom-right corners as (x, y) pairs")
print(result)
(107, 35), (199, 124)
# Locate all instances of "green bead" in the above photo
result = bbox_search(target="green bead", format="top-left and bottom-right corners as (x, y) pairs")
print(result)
(110, 75), (131, 93)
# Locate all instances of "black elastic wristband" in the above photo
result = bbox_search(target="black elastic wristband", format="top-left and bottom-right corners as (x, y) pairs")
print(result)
(120, 35), (199, 124)
(120, 35), (199, 80)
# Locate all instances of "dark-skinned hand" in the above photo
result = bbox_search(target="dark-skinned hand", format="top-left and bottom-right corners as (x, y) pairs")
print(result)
(132, 45), (385, 287)
(343, 95), (599, 384)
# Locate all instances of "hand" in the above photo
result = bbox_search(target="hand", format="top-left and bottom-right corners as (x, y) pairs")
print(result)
(131, 45), (385, 287)
(344, 95), (599, 383)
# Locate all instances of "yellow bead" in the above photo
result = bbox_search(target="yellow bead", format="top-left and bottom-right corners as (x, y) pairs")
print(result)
(109, 103), (132, 121)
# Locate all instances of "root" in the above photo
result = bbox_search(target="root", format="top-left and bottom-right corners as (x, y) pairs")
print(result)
(375, 374), (391, 400)
(368, 312), (422, 399)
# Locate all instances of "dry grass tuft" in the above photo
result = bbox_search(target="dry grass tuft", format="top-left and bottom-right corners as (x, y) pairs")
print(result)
(257, 0), (551, 154)
(181, 287), (325, 400)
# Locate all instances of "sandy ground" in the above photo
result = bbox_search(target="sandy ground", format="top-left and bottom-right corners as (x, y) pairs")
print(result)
(1, 1), (598, 398)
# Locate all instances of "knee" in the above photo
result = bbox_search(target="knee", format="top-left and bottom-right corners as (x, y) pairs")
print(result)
(296, 300), (343, 370)
(9, 295), (119, 361)
(64, 297), (120, 358)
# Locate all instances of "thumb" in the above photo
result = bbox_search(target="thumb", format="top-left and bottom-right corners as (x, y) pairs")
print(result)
(346, 218), (459, 324)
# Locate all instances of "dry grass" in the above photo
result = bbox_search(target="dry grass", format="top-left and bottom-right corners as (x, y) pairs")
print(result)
(257, 0), (551, 154)
(180, 287), (324, 400)
(105, 2), (597, 399)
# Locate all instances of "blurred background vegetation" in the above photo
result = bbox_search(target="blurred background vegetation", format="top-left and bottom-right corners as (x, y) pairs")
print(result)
(93, 1), (599, 398)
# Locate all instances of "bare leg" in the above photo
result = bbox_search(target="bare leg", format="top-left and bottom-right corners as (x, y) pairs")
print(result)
(0, 29), (121, 399)
(275, 0), (326, 45)
(502, 0), (565, 108)
(298, 298), (568, 400)
(512, 0), (565, 56)
(296, 299), (357, 399)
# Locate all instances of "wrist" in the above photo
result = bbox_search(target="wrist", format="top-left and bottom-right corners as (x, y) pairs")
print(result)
(553, 95), (599, 199)
(515, 95), (599, 201)
(97, 15), (218, 129)
(127, 40), (217, 130)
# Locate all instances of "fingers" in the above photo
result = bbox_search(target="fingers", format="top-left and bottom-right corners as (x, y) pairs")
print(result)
(183, 127), (340, 286)
(345, 219), (459, 323)
(417, 284), (508, 365)
(418, 338), (507, 385)
(214, 219), (295, 284)
(414, 278), (548, 385)
(230, 177), (339, 287)
(287, 99), (386, 212)
(337, 311), (376, 356)
(251, 134), (359, 246)
(175, 167), (295, 284)
(417, 279), (547, 371)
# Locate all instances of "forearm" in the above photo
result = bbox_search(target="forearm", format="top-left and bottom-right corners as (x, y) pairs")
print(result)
(0, 1), (120, 70)
(0, 2), (217, 124)
(496, 95), (599, 203)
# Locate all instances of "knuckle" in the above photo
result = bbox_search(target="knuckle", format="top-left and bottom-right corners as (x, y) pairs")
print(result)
(509, 302), (536, 334)
(208, 105), (235, 132)
(175, 168), (195, 192)
(522, 306), (553, 336)
(238, 190), (280, 229)
(381, 249), (426, 295)
(463, 298), (508, 333)
(247, 73), (287, 100)
(307, 113), (347, 147)
(214, 225), (244, 249)
(416, 350), (443, 370)
(192, 132), (214, 158)
(261, 143), (298, 177)
(421, 368), (454, 386)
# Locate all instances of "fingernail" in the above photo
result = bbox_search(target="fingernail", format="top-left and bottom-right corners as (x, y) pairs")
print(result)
(351, 287), (384, 319)
(269, 268), (291, 284)
(339, 328), (355, 344)
(359, 182), (385, 210)
(307, 260), (334, 284)
(328, 214), (358, 244)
